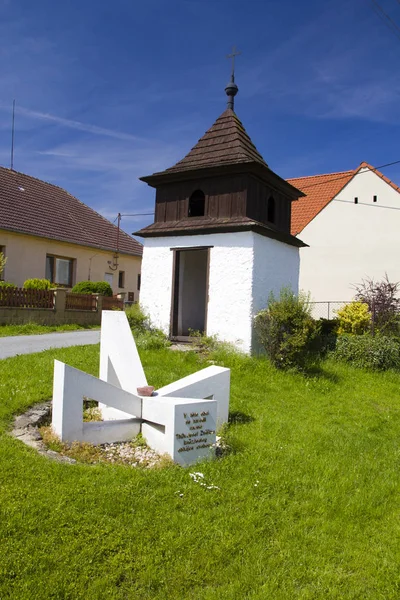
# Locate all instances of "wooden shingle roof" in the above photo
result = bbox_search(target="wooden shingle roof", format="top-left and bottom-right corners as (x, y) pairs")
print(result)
(0, 167), (142, 256)
(141, 108), (268, 182)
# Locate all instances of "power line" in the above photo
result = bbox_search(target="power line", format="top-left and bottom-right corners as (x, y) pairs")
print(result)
(112, 212), (154, 224)
(120, 213), (154, 217)
(334, 198), (400, 211)
(367, 0), (400, 42)
(294, 159), (400, 191)
(110, 162), (400, 221)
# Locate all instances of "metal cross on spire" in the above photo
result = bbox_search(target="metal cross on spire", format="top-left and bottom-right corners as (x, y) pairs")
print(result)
(227, 46), (241, 82)
(225, 46), (241, 110)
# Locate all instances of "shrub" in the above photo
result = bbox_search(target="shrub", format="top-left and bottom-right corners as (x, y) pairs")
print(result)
(93, 281), (113, 297)
(23, 278), (51, 290)
(0, 281), (16, 289)
(135, 329), (170, 350)
(336, 301), (371, 335)
(354, 274), (400, 335)
(125, 303), (170, 349)
(71, 281), (97, 294)
(125, 303), (149, 332)
(71, 281), (113, 296)
(254, 287), (321, 370)
(0, 252), (6, 277)
(317, 319), (339, 353)
(318, 318), (339, 336)
(335, 334), (400, 371)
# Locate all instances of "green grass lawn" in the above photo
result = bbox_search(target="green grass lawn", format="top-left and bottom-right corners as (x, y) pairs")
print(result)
(0, 323), (100, 337)
(1, 345), (400, 599)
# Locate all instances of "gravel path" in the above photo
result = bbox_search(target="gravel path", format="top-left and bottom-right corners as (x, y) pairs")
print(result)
(0, 330), (100, 360)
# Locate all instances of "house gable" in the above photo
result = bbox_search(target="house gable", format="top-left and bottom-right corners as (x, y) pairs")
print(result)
(288, 162), (400, 235)
(296, 164), (400, 302)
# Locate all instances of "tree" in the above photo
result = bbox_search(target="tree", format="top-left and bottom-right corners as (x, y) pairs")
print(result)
(353, 274), (400, 335)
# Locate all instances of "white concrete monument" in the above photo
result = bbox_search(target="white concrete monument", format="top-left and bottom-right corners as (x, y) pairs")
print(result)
(52, 311), (230, 466)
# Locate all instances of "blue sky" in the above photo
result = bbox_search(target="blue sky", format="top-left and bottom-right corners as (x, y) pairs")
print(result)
(1, 0), (400, 236)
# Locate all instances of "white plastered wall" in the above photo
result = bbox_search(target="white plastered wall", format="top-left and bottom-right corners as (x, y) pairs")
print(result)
(298, 167), (400, 302)
(140, 231), (300, 353)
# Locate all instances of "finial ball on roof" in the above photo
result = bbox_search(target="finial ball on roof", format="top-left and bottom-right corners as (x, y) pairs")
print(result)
(225, 81), (238, 98)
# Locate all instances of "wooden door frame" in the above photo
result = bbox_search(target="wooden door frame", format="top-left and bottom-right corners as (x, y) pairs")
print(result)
(169, 246), (212, 342)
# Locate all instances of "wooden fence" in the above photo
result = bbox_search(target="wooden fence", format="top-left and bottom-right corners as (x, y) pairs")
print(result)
(0, 288), (124, 326)
(0, 287), (54, 309)
(0, 288), (124, 312)
(102, 296), (124, 310)
(65, 293), (97, 311)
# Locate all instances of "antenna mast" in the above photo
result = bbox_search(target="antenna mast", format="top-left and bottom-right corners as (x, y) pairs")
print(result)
(10, 100), (15, 171)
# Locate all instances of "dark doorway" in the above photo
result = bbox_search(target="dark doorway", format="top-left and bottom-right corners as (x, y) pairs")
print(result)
(171, 248), (209, 339)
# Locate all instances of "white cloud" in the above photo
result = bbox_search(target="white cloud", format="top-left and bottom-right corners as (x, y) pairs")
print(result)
(9, 105), (148, 143)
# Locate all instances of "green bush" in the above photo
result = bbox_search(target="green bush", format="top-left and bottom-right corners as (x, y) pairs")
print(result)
(71, 281), (97, 294)
(0, 281), (16, 289)
(336, 301), (371, 335)
(319, 319), (339, 336)
(93, 281), (113, 297)
(71, 281), (113, 296)
(254, 288), (321, 371)
(316, 319), (339, 353)
(0, 252), (6, 278)
(125, 303), (149, 332)
(135, 329), (170, 350)
(125, 304), (170, 349)
(23, 278), (51, 290)
(334, 334), (400, 371)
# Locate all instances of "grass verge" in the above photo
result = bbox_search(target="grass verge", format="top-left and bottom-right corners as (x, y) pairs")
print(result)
(0, 323), (100, 337)
(1, 344), (400, 598)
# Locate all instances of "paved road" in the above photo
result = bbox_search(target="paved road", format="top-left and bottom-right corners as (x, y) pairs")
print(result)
(0, 330), (101, 360)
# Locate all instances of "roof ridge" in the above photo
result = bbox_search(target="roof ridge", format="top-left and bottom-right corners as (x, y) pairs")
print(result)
(0, 165), (80, 200)
(288, 169), (355, 182)
(0, 164), (138, 246)
(0, 166), (142, 256)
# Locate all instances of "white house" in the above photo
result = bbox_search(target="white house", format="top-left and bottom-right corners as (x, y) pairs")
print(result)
(289, 162), (400, 309)
(135, 80), (305, 353)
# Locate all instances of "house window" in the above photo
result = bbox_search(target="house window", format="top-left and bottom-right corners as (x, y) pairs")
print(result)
(137, 274), (141, 291)
(373, 195), (377, 202)
(46, 255), (74, 286)
(354, 197), (358, 204)
(0, 245), (5, 280)
(104, 273), (113, 286)
(118, 271), (125, 288)
(267, 196), (275, 223)
(188, 190), (205, 217)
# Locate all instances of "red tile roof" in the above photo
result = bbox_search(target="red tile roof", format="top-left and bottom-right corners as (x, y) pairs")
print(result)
(288, 162), (400, 235)
(0, 167), (142, 256)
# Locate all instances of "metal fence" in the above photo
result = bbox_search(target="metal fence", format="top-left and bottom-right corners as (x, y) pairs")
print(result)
(309, 301), (350, 320)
